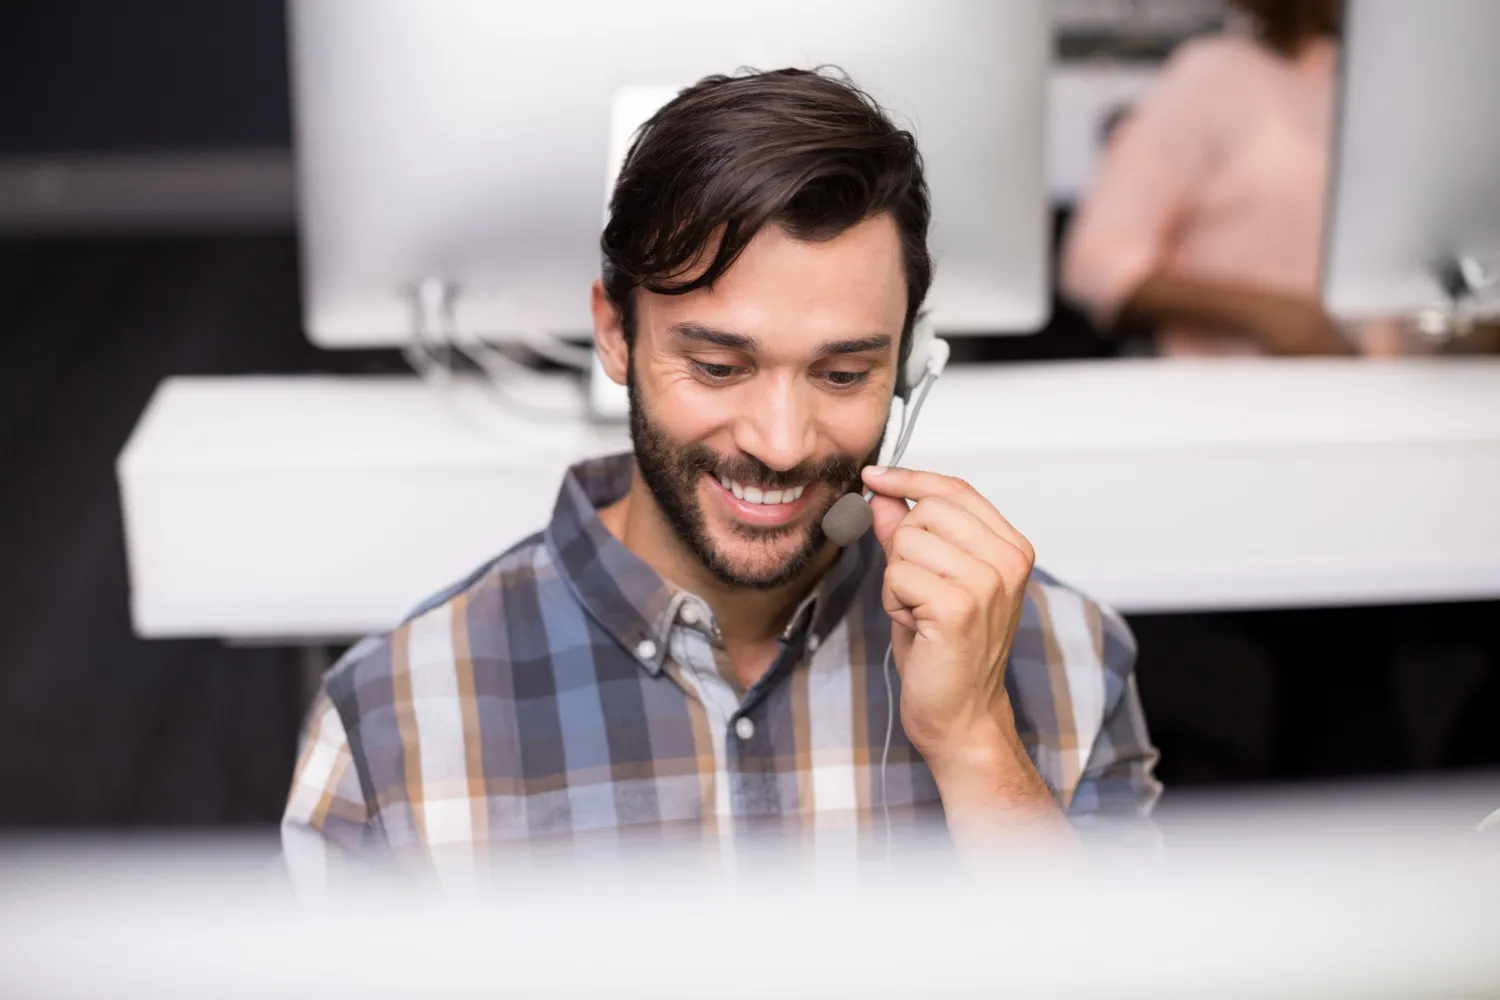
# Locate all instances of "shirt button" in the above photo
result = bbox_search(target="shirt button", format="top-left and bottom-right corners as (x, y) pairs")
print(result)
(679, 603), (700, 626)
(635, 638), (658, 661)
(734, 717), (756, 741)
(807, 634), (821, 653)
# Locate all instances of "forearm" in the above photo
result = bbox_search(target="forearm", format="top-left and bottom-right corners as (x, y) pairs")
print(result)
(926, 714), (1075, 855)
(1442, 321), (1500, 355)
(1120, 271), (1273, 345)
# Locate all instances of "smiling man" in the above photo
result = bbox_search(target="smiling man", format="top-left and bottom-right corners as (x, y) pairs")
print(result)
(283, 69), (1159, 881)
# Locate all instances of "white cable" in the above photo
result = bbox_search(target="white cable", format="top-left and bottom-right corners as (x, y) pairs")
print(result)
(875, 367), (941, 861)
(409, 280), (590, 424)
(447, 336), (590, 423)
(517, 332), (598, 371)
(879, 642), (895, 860)
(891, 370), (937, 463)
(863, 368), (936, 504)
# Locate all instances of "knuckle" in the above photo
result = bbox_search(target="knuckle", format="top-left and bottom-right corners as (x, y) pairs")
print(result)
(951, 586), (979, 619)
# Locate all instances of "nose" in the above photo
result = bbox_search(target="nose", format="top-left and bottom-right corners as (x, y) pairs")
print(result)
(730, 372), (818, 474)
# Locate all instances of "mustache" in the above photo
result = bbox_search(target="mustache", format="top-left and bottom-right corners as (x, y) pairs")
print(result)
(677, 445), (864, 492)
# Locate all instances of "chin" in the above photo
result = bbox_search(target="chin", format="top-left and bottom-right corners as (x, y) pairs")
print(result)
(701, 523), (818, 590)
(712, 533), (805, 575)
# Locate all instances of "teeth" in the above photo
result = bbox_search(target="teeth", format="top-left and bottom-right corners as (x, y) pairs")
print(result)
(718, 477), (808, 505)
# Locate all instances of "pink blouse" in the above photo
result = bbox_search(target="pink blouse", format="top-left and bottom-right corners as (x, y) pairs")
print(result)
(1061, 34), (1413, 357)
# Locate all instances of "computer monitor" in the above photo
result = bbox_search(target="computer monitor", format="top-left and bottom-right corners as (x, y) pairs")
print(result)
(1322, 0), (1500, 322)
(287, 0), (1051, 350)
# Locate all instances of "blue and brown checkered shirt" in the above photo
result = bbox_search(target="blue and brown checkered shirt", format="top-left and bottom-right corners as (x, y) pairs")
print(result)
(283, 454), (1159, 882)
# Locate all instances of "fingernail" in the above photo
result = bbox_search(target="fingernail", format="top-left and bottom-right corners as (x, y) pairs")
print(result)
(864, 466), (887, 477)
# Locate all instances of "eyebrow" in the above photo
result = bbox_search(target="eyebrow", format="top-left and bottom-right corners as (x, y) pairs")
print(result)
(670, 322), (759, 352)
(812, 334), (892, 357)
(671, 323), (893, 359)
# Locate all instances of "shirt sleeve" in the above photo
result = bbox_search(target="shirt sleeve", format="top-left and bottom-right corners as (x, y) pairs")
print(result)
(1066, 604), (1164, 853)
(1060, 39), (1233, 328)
(280, 691), (382, 896)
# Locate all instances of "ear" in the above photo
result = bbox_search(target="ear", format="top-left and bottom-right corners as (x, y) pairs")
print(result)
(591, 280), (629, 386)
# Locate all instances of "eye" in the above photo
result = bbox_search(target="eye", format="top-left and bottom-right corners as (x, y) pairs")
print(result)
(817, 369), (869, 389)
(691, 360), (743, 382)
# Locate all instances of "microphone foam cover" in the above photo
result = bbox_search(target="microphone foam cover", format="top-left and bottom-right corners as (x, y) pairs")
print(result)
(822, 493), (874, 547)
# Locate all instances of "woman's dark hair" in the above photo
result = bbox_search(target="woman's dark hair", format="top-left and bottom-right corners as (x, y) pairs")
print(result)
(1231, 0), (1343, 55)
(600, 68), (932, 374)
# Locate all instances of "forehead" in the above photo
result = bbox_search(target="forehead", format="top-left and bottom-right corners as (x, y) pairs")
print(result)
(638, 213), (907, 352)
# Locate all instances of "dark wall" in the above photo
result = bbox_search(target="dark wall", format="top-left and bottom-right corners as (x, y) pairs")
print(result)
(0, 0), (291, 155)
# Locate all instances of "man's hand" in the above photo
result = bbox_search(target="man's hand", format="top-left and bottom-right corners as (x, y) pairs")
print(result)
(863, 466), (1067, 840)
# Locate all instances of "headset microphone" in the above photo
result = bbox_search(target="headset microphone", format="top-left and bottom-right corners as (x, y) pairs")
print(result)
(821, 326), (949, 547)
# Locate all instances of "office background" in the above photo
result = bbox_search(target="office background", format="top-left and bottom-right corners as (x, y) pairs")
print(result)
(1, 0), (1496, 827)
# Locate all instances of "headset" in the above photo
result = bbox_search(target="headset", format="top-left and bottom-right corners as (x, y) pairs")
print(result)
(817, 318), (950, 857)
(820, 319), (950, 548)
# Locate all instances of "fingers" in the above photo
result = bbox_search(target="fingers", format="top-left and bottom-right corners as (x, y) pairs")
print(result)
(868, 492), (910, 553)
(887, 513), (1008, 598)
(882, 559), (973, 640)
(862, 466), (1034, 564)
(900, 497), (1032, 583)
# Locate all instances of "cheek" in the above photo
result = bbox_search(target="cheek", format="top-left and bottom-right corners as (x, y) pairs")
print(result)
(819, 392), (891, 458)
(645, 368), (733, 443)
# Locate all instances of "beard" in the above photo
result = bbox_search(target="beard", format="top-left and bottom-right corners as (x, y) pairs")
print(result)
(627, 360), (883, 590)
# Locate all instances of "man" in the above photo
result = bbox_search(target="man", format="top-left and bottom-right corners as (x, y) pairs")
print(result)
(283, 69), (1159, 880)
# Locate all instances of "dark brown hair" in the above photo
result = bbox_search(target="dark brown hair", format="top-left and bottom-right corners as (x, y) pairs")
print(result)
(1231, 0), (1343, 55)
(600, 68), (932, 377)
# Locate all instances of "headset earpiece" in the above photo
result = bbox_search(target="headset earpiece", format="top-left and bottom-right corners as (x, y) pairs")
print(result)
(899, 318), (949, 399)
(900, 318), (934, 400)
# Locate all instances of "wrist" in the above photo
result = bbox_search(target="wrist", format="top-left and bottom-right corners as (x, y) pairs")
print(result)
(922, 717), (1052, 812)
(924, 723), (1068, 853)
(920, 718), (1013, 784)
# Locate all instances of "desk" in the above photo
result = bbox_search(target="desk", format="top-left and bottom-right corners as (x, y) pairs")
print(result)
(117, 358), (1500, 640)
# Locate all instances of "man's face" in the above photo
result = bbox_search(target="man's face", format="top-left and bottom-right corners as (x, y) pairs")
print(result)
(600, 214), (907, 590)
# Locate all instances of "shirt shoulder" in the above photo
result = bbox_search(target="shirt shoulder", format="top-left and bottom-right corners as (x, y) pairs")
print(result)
(1022, 565), (1136, 681)
(1157, 33), (1265, 91)
(1129, 34), (1264, 133)
(319, 529), (555, 744)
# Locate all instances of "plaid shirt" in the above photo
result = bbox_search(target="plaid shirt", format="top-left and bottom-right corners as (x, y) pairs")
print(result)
(283, 454), (1159, 882)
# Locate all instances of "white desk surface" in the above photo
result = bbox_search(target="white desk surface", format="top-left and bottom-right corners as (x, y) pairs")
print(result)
(118, 358), (1500, 640)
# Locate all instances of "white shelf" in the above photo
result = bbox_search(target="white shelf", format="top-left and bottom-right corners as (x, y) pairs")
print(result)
(118, 358), (1500, 639)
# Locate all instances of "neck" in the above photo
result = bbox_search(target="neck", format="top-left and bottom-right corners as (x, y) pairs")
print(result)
(598, 465), (838, 644)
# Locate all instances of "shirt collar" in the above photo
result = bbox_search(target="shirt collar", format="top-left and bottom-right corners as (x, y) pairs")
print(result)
(543, 452), (878, 674)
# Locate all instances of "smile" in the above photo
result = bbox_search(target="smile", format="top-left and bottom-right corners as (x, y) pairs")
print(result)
(707, 473), (814, 527)
(716, 475), (805, 505)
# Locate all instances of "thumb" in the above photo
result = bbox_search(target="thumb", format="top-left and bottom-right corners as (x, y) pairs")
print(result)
(868, 492), (910, 555)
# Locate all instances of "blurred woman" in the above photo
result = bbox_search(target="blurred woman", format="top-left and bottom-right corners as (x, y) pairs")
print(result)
(1062, 0), (1417, 357)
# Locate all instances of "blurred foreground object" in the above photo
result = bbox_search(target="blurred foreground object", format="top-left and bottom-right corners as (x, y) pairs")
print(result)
(3, 780), (1499, 998)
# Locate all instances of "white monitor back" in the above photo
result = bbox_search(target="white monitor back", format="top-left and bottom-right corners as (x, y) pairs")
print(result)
(1323, 0), (1500, 320)
(288, 0), (1051, 348)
